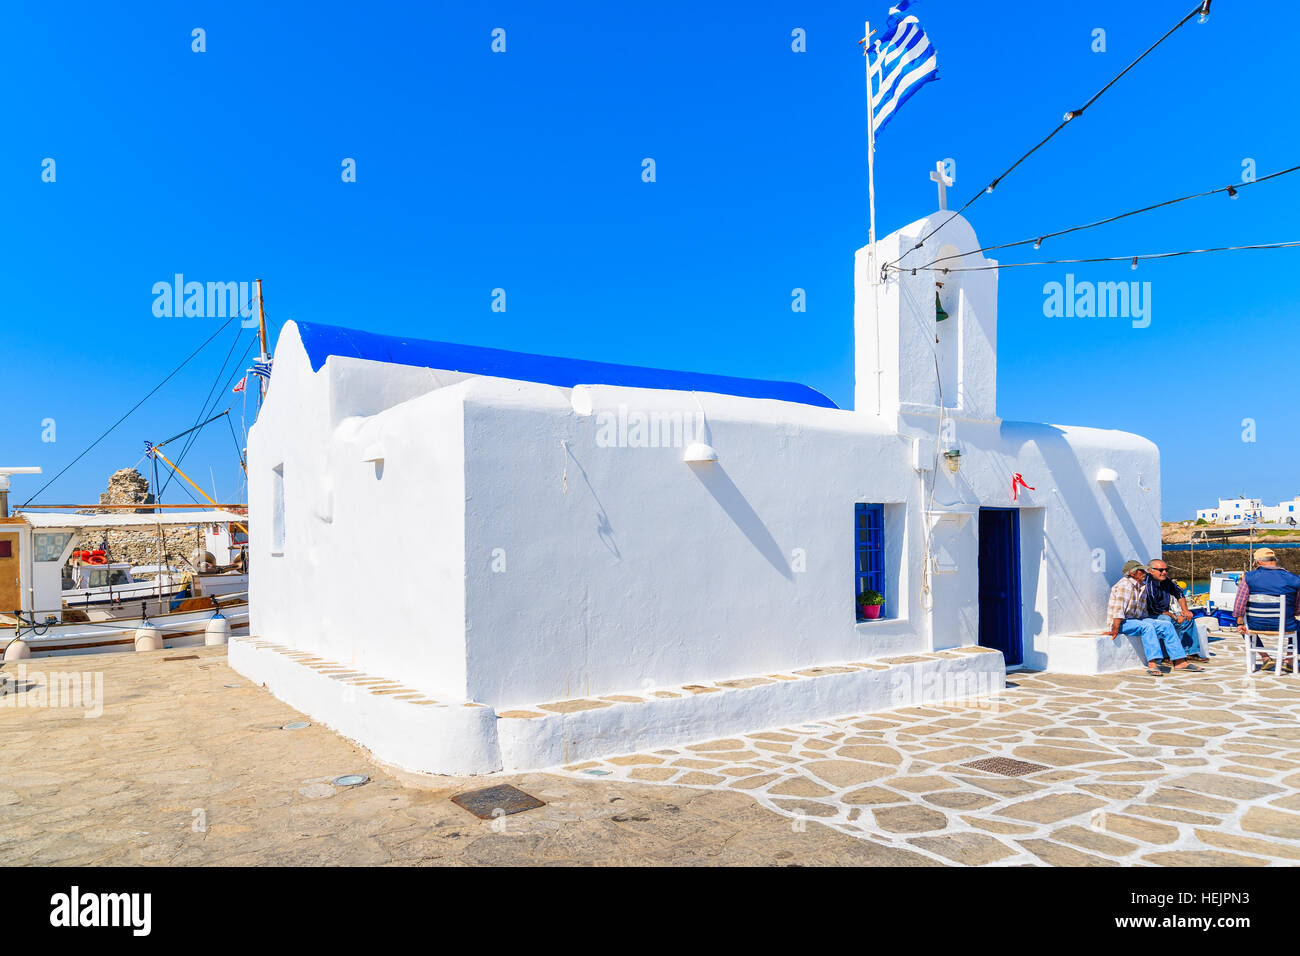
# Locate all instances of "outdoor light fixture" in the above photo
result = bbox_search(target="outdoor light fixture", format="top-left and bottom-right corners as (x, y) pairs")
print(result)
(1198, 1), (1212, 24)
(1131, 257), (1139, 270)
(1034, 238), (1043, 250)
(683, 442), (718, 464)
(942, 449), (962, 473)
(1227, 185), (1238, 199)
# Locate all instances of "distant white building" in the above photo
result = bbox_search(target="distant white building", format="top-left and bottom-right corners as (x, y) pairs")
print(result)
(1263, 496), (1300, 524)
(1196, 496), (1298, 524)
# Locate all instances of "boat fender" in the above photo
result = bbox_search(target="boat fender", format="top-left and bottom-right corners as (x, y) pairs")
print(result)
(134, 621), (163, 653)
(205, 611), (231, 647)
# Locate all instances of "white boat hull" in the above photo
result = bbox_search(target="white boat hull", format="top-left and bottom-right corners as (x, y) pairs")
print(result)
(2, 603), (249, 658)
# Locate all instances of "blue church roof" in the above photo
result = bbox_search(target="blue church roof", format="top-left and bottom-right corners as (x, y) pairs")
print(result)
(293, 321), (839, 409)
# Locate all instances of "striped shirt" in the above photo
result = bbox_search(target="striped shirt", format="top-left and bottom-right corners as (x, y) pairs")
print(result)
(1232, 574), (1300, 622)
(1106, 575), (1146, 623)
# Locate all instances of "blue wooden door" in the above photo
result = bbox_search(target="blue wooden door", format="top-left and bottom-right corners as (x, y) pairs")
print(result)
(977, 508), (1023, 666)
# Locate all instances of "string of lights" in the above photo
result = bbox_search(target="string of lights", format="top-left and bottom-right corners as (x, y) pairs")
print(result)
(899, 163), (1300, 273)
(893, 239), (1300, 274)
(884, 0), (1213, 272)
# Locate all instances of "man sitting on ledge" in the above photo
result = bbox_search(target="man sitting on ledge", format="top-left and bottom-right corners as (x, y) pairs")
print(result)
(1144, 559), (1211, 663)
(1234, 547), (1300, 674)
(1108, 560), (1205, 677)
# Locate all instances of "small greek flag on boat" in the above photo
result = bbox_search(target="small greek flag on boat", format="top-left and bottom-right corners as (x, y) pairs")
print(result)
(143, 440), (156, 459)
(869, 0), (940, 137)
(248, 360), (272, 380)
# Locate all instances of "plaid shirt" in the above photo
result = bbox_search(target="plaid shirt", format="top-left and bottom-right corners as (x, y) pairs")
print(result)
(1106, 575), (1146, 622)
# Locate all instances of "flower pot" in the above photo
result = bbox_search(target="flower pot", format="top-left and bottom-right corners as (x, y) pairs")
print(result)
(860, 604), (882, 620)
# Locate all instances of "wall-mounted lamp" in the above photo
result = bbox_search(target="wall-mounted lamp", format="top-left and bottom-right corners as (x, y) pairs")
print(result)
(361, 444), (386, 479)
(942, 449), (962, 473)
(683, 442), (718, 464)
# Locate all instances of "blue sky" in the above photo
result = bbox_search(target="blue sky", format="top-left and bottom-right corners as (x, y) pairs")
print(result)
(2, 0), (1294, 520)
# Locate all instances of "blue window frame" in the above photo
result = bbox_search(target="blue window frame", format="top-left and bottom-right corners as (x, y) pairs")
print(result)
(855, 503), (886, 617)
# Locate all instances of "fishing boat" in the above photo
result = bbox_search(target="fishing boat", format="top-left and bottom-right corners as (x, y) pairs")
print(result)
(1203, 568), (1243, 627)
(1, 283), (273, 659)
(1, 504), (251, 658)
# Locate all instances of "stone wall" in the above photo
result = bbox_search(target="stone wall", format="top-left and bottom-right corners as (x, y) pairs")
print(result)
(74, 468), (205, 568)
(1163, 547), (1300, 585)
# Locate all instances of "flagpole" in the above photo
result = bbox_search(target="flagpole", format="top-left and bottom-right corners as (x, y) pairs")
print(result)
(864, 20), (883, 417)
(865, 20), (877, 261)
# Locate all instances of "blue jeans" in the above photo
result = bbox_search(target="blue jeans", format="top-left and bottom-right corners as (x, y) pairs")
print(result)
(1171, 615), (1212, 657)
(1120, 617), (1187, 663)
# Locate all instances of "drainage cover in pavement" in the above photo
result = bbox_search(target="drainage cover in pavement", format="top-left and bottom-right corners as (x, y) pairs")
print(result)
(961, 756), (1049, 777)
(451, 784), (546, 819)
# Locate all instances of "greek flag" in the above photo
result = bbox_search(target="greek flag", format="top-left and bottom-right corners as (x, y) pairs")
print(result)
(248, 360), (272, 380)
(869, 0), (940, 137)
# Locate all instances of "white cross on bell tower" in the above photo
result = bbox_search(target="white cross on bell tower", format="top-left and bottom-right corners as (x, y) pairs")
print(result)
(929, 160), (953, 210)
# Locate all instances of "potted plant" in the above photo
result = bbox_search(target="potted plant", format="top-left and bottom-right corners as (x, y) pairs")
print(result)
(857, 589), (884, 620)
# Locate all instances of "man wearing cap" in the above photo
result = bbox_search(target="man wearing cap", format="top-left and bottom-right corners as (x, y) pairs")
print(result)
(1107, 560), (1204, 676)
(1233, 548), (1300, 673)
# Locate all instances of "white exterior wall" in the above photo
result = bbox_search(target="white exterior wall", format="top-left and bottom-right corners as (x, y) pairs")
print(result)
(461, 383), (921, 708)
(248, 329), (1158, 708)
(247, 331), (470, 699)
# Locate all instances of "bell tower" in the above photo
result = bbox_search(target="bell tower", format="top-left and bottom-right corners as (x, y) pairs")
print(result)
(854, 211), (1000, 427)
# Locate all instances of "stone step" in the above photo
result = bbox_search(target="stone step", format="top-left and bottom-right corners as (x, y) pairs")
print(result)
(230, 636), (1006, 776)
(493, 646), (1006, 772)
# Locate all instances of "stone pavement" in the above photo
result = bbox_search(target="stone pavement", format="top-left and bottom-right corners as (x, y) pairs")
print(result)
(562, 634), (1300, 865)
(1, 633), (1297, 866)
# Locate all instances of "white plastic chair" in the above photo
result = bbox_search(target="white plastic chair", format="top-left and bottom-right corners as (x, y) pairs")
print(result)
(1243, 594), (1289, 675)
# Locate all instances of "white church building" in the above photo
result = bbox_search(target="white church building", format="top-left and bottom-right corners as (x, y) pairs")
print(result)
(230, 210), (1161, 775)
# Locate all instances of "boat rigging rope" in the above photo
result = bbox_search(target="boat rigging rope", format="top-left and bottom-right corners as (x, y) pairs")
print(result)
(162, 315), (256, 497)
(20, 315), (239, 507)
(161, 320), (247, 495)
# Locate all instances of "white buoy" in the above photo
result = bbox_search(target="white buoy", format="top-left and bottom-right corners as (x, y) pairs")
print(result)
(205, 611), (230, 646)
(3, 637), (32, 661)
(134, 621), (163, 653)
